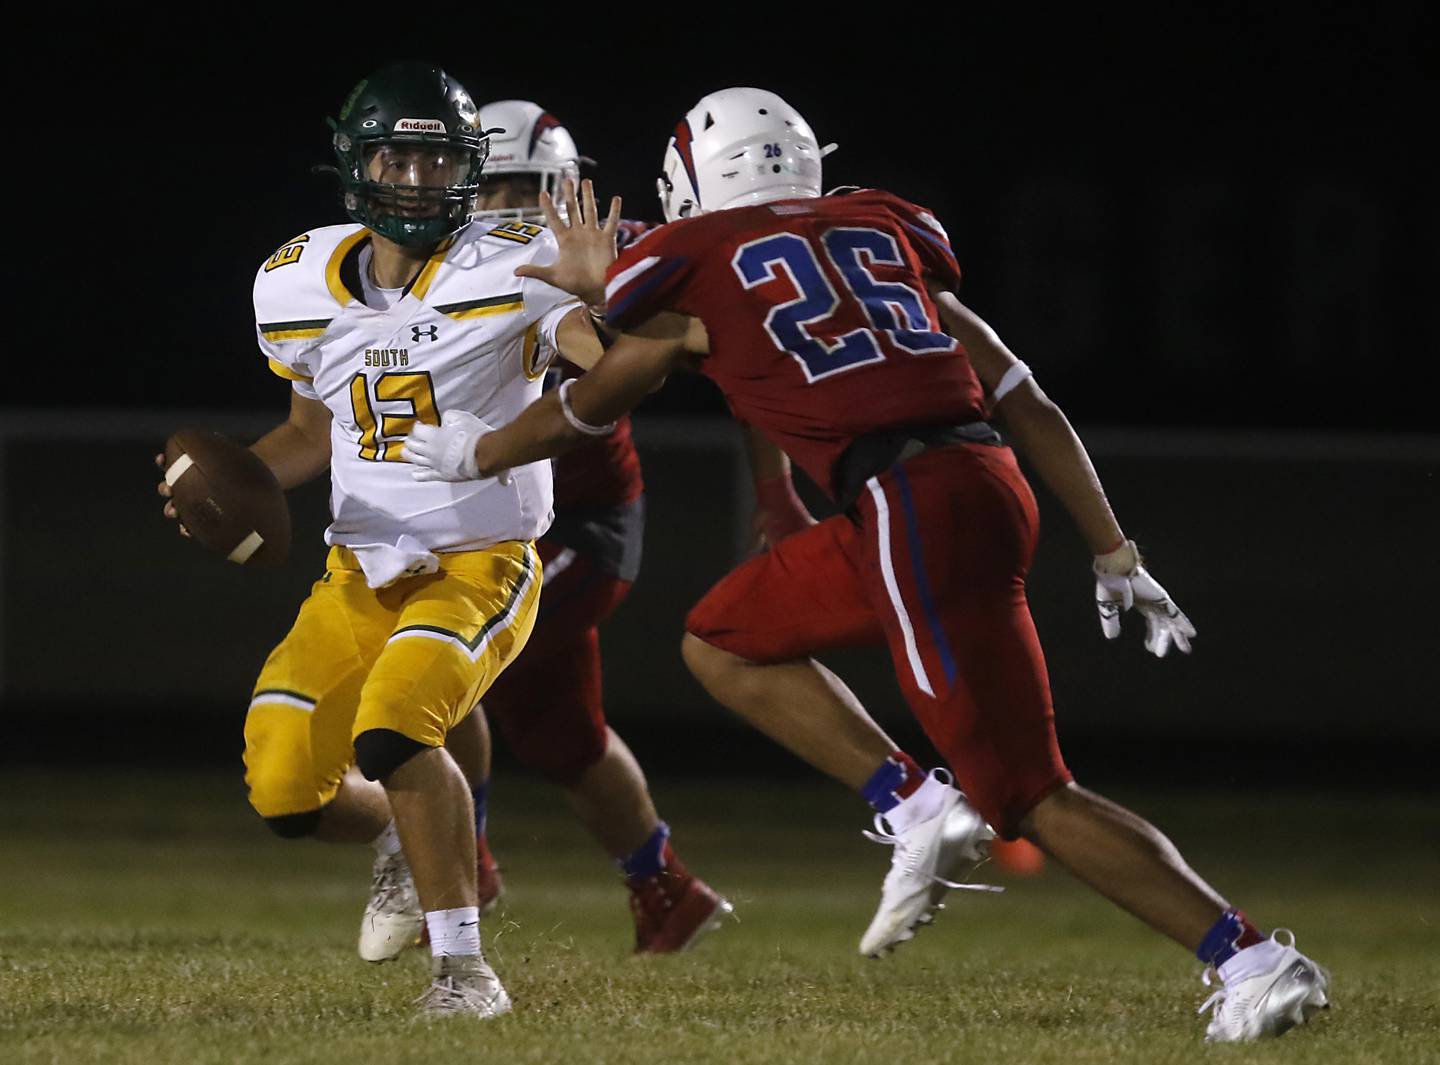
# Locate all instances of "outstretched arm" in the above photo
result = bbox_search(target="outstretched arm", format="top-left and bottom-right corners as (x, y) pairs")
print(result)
(475, 313), (690, 476)
(402, 176), (630, 480)
(931, 288), (1194, 656)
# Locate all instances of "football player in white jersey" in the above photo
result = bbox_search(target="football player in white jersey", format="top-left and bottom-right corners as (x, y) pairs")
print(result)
(403, 99), (734, 954)
(157, 62), (620, 1018)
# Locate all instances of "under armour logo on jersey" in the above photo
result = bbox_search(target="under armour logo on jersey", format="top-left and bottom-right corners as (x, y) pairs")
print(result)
(412, 325), (439, 343)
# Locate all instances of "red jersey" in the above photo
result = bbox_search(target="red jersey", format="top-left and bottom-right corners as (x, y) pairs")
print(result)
(546, 218), (652, 510)
(604, 191), (986, 500)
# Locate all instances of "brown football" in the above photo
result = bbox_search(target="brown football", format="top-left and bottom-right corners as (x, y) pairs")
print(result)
(163, 430), (291, 568)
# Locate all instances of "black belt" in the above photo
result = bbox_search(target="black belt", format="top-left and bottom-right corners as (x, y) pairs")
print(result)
(834, 421), (1002, 511)
(543, 495), (645, 582)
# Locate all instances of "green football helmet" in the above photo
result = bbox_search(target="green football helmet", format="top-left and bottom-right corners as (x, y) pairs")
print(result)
(328, 63), (498, 247)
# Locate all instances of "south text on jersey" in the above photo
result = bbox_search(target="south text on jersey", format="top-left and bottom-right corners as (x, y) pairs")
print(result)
(364, 348), (410, 368)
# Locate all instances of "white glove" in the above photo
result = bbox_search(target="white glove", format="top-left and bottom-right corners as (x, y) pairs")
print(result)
(401, 410), (508, 484)
(1093, 540), (1196, 657)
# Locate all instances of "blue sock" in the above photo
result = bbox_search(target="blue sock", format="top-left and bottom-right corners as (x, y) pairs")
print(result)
(861, 753), (925, 813)
(471, 780), (489, 838)
(1196, 908), (1262, 967)
(620, 822), (671, 880)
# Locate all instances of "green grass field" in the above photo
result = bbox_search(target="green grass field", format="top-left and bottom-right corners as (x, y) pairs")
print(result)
(2, 770), (1437, 1065)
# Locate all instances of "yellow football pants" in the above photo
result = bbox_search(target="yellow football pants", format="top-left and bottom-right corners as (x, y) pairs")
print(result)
(243, 541), (541, 819)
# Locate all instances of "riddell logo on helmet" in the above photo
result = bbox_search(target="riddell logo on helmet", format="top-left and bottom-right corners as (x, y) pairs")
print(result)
(395, 118), (446, 133)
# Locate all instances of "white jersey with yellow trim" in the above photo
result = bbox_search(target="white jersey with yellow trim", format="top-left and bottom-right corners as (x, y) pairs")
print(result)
(253, 218), (574, 587)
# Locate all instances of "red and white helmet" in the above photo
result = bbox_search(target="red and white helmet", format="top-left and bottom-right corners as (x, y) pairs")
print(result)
(656, 88), (837, 223)
(475, 99), (581, 222)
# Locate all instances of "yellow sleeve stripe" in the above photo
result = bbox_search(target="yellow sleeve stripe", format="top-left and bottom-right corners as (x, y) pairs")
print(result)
(266, 358), (314, 383)
(259, 317), (331, 342)
(435, 293), (523, 321)
(443, 300), (523, 321)
(485, 229), (534, 245)
(261, 326), (327, 342)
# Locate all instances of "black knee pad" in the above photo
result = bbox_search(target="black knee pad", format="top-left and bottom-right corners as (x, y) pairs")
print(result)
(264, 809), (323, 839)
(354, 728), (429, 782)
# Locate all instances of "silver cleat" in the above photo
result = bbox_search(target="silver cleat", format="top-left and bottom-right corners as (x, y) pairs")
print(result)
(859, 771), (1000, 958)
(1199, 930), (1331, 1042)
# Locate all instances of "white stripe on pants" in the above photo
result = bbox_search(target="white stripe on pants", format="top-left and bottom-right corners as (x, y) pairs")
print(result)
(866, 476), (935, 698)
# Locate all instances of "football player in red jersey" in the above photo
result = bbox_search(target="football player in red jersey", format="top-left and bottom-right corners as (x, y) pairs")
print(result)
(406, 90), (1330, 1042)
(461, 103), (960, 942)
(433, 100), (730, 955)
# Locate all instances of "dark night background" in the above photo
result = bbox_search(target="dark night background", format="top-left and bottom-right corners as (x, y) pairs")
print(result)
(3, 10), (1437, 779)
(18, 8), (1439, 425)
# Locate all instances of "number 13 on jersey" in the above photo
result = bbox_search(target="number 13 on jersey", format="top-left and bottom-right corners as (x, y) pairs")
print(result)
(349, 371), (439, 461)
(731, 227), (955, 383)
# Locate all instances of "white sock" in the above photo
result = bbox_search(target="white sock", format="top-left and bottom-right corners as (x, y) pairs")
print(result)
(371, 820), (402, 858)
(883, 773), (951, 835)
(1217, 935), (1284, 983)
(426, 906), (482, 958)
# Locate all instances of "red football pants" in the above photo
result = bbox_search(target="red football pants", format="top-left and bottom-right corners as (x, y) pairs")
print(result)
(481, 539), (631, 786)
(686, 443), (1071, 837)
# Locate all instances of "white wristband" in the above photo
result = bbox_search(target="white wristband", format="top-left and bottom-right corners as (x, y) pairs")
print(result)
(558, 378), (616, 437)
(991, 360), (1033, 405)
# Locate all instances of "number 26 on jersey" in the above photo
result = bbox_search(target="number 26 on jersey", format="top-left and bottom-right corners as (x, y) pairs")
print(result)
(731, 227), (955, 383)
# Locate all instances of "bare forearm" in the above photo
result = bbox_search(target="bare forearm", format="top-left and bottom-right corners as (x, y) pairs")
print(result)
(472, 320), (690, 479)
(472, 392), (584, 477)
(929, 290), (1124, 556)
(1001, 393), (1124, 555)
(251, 421), (330, 490)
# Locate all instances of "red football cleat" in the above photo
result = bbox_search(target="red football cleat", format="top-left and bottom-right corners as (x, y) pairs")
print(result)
(627, 846), (733, 955)
(477, 833), (504, 915)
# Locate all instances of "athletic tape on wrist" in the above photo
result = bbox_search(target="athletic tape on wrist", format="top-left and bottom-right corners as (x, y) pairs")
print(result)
(558, 378), (616, 437)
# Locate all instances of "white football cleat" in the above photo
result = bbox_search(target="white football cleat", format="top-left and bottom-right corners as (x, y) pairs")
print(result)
(415, 954), (512, 1019)
(358, 850), (424, 963)
(1198, 930), (1330, 1042)
(859, 771), (1000, 958)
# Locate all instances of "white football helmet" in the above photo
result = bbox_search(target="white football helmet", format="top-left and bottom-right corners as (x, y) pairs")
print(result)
(475, 100), (581, 222)
(656, 88), (837, 223)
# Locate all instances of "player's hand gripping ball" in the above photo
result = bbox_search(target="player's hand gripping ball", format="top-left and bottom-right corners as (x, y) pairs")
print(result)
(157, 431), (290, 567)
